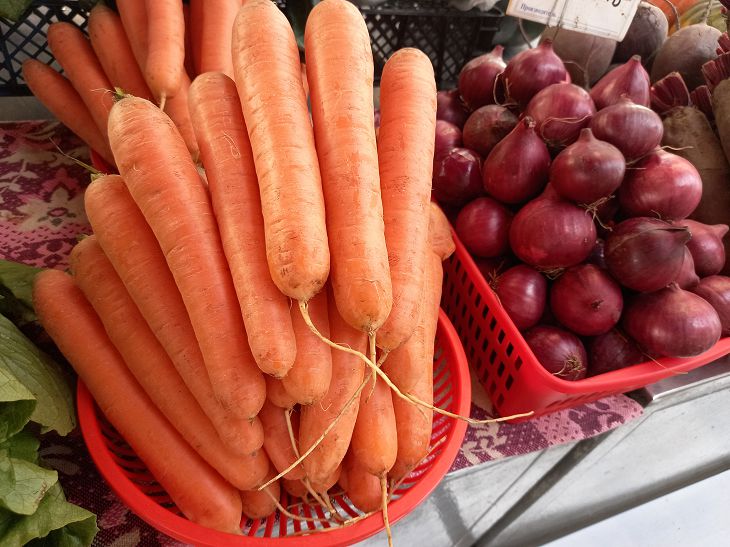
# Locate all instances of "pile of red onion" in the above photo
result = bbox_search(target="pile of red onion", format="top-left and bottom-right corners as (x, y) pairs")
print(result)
(433, 47), (728, 381)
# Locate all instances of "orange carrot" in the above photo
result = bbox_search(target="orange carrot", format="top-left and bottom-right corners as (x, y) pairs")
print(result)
(189, 0), (203, 75)
(182, 2), (196, 79)
(21, 60), (114, 165)
(241, 467), (280, 520)
(305, 0), (393, 332)
(70, 236), (266, 489)
(46, 22), (114, 140)
(282, 478), (308, 500)
(191, 0), (239, 76)
(341, 451), (381, 513)
(116, 0), (148, 69)
(164, 72), (199, 160)
(33, 269), (243, 533)
(188, 72), (296, 377)
(232, 0), (330, 302)
(87, 5), (153, 100)
(266, 376), (297, 411)
(259, 399), (305, 481)
(429, 202), (456, 261)
(107, 97), (265, 420)
(84, 175), (261, 455)
(309, 463), (342, 495)
(282, 289), (332, 405)
(144, 0), (185, 107)
(376, 49), (438, 351)
(299, 287), (367, 485)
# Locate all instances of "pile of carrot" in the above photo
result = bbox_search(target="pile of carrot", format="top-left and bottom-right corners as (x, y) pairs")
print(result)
(30, 0), (467, 541)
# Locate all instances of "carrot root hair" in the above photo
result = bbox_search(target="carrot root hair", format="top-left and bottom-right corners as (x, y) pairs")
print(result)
(381, 475), (393, 547)
(159, 93), (167, 111)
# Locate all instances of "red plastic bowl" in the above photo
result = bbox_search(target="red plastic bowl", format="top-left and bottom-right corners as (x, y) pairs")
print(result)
(76, 310), (470, 546)
(442, 230), (730, 420)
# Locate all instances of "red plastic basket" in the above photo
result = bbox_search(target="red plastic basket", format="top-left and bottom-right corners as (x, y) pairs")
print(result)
(441, 231), (730, 421)
(76, 310), (470, 546)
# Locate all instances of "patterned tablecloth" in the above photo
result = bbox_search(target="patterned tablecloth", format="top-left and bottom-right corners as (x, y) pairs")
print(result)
(0, 121), (644, 546)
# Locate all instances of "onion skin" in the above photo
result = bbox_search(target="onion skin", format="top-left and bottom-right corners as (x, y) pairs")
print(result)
(524, 325), (588, 381)
(509, 196), (597, 269)
(550, 264), (623, 336)
(622, 285), (722, 358)
(588, 329), (645, 377)
(476, 256), (514, 281)
(463, 105), (518, 158)
(525, 83), (596, 148)
(589, 98), (663, 162)
(482, 117), (550, 204)
(500, 40), (569, 108)
(458, 46), (506, 111)
(491, 265), (547, 331)
(432, 148), (483, 207)
(674, 248), (700, 290)
(454, 197), (513, 258)
(434, 120), (462, 163)
(587, 239), (607, 270)
(590, 56), (651, 110)
(604, 217), (690, 293)
(619, 149), (702, 220)
(677, 220), (729, 277)
(691, 276), (730, 336)
(437, 89), (468, 128)
(550, 128), (625, 204)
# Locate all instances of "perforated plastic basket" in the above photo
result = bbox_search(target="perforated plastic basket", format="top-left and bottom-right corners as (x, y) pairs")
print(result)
(441, 231), (730, 421)
(76, 310), (469, 546)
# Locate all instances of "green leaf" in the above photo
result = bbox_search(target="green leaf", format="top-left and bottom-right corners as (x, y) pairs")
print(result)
(0, 451), (58, 515)
(0, 483), (97, 547)
(0, 0), (32, 21)
(0, 314), (75, 436)
(0, 366), (36, 443)
(0, 260), (43, 326)
(0, 429), (40, 464)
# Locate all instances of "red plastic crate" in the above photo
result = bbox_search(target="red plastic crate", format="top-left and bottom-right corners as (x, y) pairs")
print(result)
(441, 230), (730, 421)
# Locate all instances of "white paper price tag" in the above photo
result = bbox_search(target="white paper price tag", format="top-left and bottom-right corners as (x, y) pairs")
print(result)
(506, 0), (642, 41)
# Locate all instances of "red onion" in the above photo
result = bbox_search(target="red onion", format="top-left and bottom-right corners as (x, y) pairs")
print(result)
(499, 40), (569, 108)
(674, 247), (700, 289)
(525, 83), (596, 148)
(524, 325), (588, 381)
(619, 149), (702, 220)
(432, 148), (483, 206)
(437, 89), (468, 128)
(550, 264), (623, 336)
(587, 238), (607, 269)
(435, 120), (462, 163)
(596, 197), (619, 228)
(604, 217), (690, 292)
(589, 98), (663, 162)
(623, 285), (722, 357)
(691, 276), (730, 336)
(482, 117), (550, 204)
(509, 195), (597, 269)
(588, 329), (645, 376)
(458, 46), (506, 111)
(678, 220), (729, 277)
(589, 56), (651, 110)
(454, 197), (513, 258)
(491, 265), (547, 331)
(463, 105), (518, 158)
(476, 256), (514, 281)
(550, 128), (625, 204)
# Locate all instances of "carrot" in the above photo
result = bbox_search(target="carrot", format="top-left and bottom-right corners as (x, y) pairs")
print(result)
(266, 375), (297, 411)
(69, 236), (267, 489)
(144, 0), (185, 108)
(350, 373), (397, 478)
(46, 22), (114, 140)
(83, 175), (261, 455)
(299, 287), (367, 485)
(376, 48), (437, 351)
(189, 0), (203, 75)
(21, 60), (114, 165)
(232, 0), (330, 302)
(107, 97), (265, 420)
(305, 0), (393, 332)
(33, 269), (243, 533)
(188, 72), (296, 377)
(282, 289), (333, 405)
(282, 478), (308, 500)
(87, 5), (153, 100)
(116, 0), (148, 69)
(164, 72), (199, 161)
(241, 466), (280, 520)
(182, 2), (196, 79)
(428, 202), (456, 261)
(341, 451), (381, 513)
(259, 399), (305, 481)
(191, 0), (239, 76)
(309, 463), (342, 494)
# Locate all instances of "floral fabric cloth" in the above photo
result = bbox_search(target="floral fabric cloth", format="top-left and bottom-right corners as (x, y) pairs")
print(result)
(0, 121), (644, 545)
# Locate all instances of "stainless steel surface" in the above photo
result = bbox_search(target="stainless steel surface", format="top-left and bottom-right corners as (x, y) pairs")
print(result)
(637, 355), (730, 402)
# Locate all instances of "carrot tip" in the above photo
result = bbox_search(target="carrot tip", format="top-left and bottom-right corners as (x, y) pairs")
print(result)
(159, 94), (167, 111)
